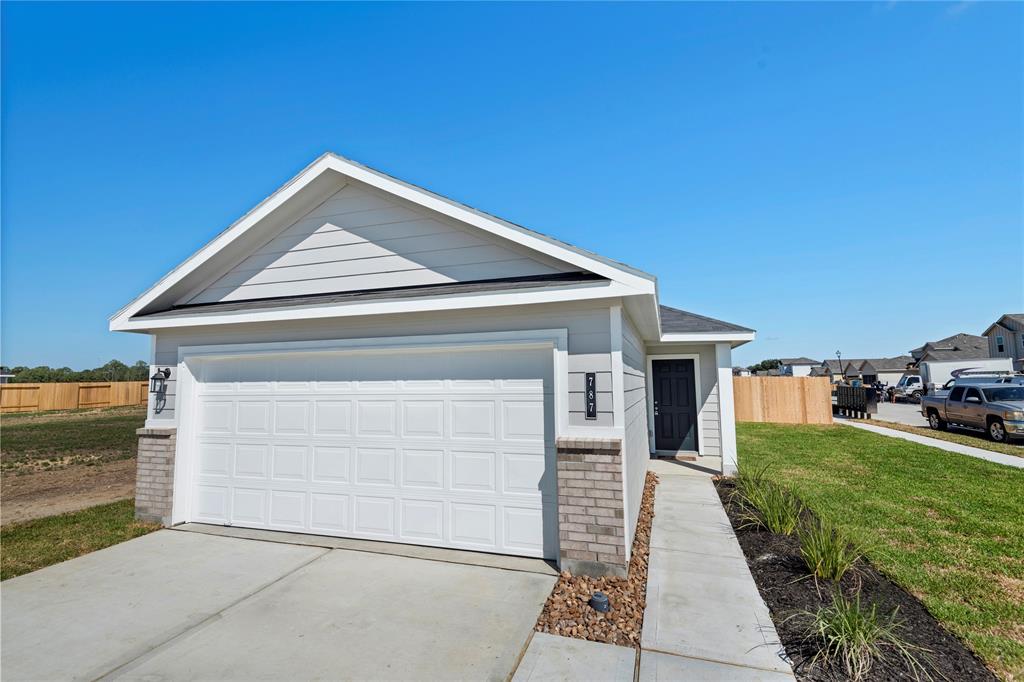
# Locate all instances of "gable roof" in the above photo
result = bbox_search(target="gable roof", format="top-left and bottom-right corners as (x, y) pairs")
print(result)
(779, 357), (819, 366)
(111, 152), (658, 332)
(860, 355), (914, 372)
(658, 305), (754, 335)
(910, 332), (987, 355)
(983, 313), (1024, 336)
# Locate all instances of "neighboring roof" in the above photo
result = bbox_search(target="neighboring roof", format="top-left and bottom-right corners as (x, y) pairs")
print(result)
(658, 305), (754, 334)
(918, 348), (993, 362)
(983, 313), (1024, 336)
(808, 366), (829, 377)
(910, 333), (987, 355)
(860, 355), (914, 372)
(134, 272), (607, 320)
(780, 357), (819, 366)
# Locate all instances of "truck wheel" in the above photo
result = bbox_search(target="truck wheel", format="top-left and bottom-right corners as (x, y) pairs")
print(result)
(988, 418), (1007, 443)
(928, 411), (946, 431)
(911, 391), (922, 404)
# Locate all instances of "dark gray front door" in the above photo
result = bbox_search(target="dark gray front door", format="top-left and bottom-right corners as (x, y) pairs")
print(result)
(653, 359), (698, 451)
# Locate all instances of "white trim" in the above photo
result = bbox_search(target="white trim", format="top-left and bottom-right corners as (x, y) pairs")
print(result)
(114, 281), (635, 332)
(169, 328), (569, 527)
(608, 305), (630, 561)
(715, 343), (737, 476)
(659, 331), (755, 344)
(110, 153), (655, 330)
(645, 353), (704, 457)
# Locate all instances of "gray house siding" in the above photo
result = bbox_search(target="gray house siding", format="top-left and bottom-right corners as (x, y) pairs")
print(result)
(183, 183), (571, 305)
(644, 342), (721, 457)
(148, 300), (614, 427)
(621, 310), (649, 545)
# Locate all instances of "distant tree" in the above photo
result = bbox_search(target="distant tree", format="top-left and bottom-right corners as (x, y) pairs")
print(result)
(747, 359), (781, 373)
(7, 361), (149, 383)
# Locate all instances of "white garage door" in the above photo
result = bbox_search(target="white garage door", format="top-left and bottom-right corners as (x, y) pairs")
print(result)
(186, 347), (556, 558)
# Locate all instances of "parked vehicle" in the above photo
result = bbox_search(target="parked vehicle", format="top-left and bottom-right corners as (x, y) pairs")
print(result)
(918, 358), (1014, 392)
(893, 374), (926, 402)
(920, 383), (1024, 443)
(940, 372), (1024, 391)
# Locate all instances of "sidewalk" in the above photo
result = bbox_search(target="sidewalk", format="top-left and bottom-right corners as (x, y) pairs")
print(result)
(639, 459), (793, 680)
(512, 459), (795, 681)
(841, 420), (1024, 469)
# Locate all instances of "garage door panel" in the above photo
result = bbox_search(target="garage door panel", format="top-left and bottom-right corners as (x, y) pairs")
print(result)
(400, 499), (444, 541)
(312, 445), (351, 482)
(401, 449), (444, 489)
(354, 496), (396, 537)
(189, 347), (556, 558)
(357, 401), (397, 437)
(451, 401), (496, 440)
(235, 443), (269, 478)
(355, 447), (397, 486)
(269, 490), (306, 528)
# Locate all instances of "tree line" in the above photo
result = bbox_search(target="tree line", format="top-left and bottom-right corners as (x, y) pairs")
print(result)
(1, 360), (150, 383)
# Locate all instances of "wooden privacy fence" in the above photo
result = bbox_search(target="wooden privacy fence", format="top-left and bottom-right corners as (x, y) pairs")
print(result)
(733, 376), (833, 425)
(0, 381), (148, 414)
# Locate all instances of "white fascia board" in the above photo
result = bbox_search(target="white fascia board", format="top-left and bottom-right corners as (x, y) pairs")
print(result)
(110, 152), (655, 329)
(113, 281), (637, 332)
(659, 331), (756, 346)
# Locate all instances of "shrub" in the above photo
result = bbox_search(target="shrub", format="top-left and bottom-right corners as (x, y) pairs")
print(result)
(732, 465), (803, 535)
(798, 516), (865, 582)
(801, 592), (929, 681)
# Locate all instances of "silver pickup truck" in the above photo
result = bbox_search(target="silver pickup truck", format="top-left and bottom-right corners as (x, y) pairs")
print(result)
(920, 383), (1024, 443)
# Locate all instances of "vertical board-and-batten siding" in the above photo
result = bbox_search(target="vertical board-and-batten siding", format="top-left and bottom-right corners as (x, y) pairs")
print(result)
(621, 311), (649, 543)
(147, 300), (614, 427)
(182, 183), (572, 305)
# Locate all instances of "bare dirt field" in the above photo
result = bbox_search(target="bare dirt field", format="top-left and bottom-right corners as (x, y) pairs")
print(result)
(1, 407), (145, 525)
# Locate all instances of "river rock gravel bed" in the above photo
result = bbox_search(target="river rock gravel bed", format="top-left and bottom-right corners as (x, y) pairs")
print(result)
(533, 471), (658, 647)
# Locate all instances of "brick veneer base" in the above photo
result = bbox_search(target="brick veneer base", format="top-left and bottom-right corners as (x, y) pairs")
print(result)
(135, 427), (177, 525)
(555, 437), (627, 578)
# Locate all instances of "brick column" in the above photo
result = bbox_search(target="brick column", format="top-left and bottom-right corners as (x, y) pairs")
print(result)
(555, 437), (627, 577)
(135, 427), (177, 525)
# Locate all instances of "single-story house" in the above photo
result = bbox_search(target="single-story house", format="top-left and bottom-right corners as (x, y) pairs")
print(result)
(111, 152), (754, 577)
(779, 357), (819, 377)
(817, 357), (912, 385)
(733, 367), (751, 377)
(982, 314), (1024, 372)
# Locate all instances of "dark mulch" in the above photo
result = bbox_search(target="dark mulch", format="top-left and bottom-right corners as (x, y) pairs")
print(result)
(716, 479), (996, 681)
(534, 471), (658, 647)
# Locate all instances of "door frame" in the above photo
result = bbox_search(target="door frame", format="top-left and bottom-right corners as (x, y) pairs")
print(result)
(645, 353), (704, 456)
(171, 328), (568, 528)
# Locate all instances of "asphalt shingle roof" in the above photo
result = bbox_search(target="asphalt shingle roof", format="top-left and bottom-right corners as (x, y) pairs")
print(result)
(658, 305), (754, 334)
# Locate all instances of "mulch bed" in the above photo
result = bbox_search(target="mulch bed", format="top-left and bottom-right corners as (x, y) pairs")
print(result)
(715, 479), (996, 681)
(534, 471), (658, 647)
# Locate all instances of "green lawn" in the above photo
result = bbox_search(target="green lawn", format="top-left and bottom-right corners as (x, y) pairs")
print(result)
(0, 406), (146, 472)
(861, 418), (1024, 458)
(1, 499), (159, 580)
(737, 422), (1024, 680)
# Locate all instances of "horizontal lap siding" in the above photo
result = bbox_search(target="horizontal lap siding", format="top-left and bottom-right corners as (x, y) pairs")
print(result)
(621, 312), (648, 543)
(149, 301), (613, 427)
(187, 184), (570, 304)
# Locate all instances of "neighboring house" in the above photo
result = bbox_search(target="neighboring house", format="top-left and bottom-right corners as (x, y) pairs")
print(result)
(110, 152), (754, 578)
(779, 357), (819, 377)
(909, 333), (990, 364)
(733, 367), (751, 377)
(816, 357), (911, 385)
(982, 314), (1024, 371)
(0, 374), (14, 384)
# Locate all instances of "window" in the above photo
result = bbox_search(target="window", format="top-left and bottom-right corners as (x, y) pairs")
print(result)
(996, 335), (1005, 353)
(949, 386), (965, 402)
(964, 387), (983, 403)
(983, 386), (1024, 402)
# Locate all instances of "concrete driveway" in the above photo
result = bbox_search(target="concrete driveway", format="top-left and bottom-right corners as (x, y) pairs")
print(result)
(2, 529), (556, 681)
(874, 400), (929, 427)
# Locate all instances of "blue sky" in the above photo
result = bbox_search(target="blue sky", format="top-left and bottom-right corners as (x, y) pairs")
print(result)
(2, 1), (1021, 369)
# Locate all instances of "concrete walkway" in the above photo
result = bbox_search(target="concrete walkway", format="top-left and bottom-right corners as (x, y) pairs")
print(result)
(512, 460), (795, 681)
(640, 459), (794, 680)
(842, 420), (1024, 469)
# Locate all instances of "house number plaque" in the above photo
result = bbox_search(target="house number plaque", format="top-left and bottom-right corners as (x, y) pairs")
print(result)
(585, 372), (597, 420)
